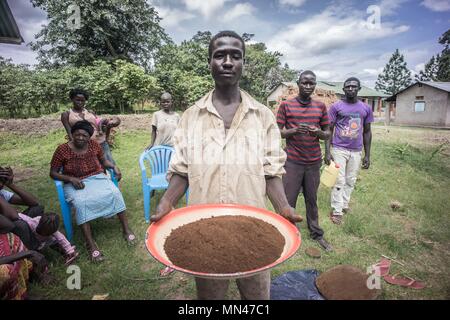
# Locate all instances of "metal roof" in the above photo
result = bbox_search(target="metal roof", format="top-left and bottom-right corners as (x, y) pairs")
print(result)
(0, 0), (24, 44)
(277, 81), (388, 98)
(420, 81), (450, 93)
(386, 81), (450, 100)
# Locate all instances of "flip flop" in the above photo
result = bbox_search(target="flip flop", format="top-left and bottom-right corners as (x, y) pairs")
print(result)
(329, 212), (343, 225)
(383, 275), (425, 289)
(124, 233), (137, 246)
(64, 251), (80, 265)
(372, 258), (391, 276)
(90, 249), (105, 263)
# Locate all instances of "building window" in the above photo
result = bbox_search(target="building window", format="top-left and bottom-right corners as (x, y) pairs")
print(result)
(414, 101), (425, 112)
(415, 96), (424, 100)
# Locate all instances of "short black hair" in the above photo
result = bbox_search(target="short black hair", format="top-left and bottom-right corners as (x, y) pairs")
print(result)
(343, 77), (361, 88)
(71, 120), (94, 137)
(208, 31), (245, 59)
(298, 70), (316, 81)
(36, 213), (60, 236)
(69, 88), (89, 100)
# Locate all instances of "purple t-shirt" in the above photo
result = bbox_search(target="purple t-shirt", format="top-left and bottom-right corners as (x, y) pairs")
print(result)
(328, 100), (374, 151)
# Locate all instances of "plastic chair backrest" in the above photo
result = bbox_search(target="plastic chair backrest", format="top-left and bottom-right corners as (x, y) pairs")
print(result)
(139, 146), (174, 177)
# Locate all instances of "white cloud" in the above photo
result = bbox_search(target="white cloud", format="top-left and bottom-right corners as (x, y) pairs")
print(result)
(421, 0), (450, 11)
(278, 0), (307, 7)
(363, 68), (384, 76)
(267, 5), (409, 59)
(182, 0), (230, 19)
(224, 3), (256, 21)
(265, 4), (414, 88)
(154, 6), (195, 28)
(378, 0), (409, 16)
(414, 63), (425, 73)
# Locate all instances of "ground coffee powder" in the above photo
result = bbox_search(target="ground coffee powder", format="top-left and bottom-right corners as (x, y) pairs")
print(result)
(164, 215), (285, 274)
(316, 265), (381, 300)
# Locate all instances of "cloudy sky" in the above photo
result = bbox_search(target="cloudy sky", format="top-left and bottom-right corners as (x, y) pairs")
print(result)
(1, 0), (449, 87)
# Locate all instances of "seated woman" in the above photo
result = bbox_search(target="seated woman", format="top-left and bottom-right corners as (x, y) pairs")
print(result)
(61, 88), (120, 165)
(1, 203), (49, 300)
(50, 120), (135, 262)
(0, 194), (77, 265)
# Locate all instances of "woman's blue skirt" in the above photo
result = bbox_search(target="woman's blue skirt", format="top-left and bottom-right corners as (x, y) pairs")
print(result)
(63, 173), (126, 225)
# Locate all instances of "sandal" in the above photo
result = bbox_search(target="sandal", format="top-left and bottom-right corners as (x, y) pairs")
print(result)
(89, 249), (105, 263)
(124, 233), (137, 246)
(330, 212), (343, 225)
(383, 275), (425, 289)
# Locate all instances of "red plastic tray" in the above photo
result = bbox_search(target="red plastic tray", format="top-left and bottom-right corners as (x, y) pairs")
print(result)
(145, 203), (301, 279)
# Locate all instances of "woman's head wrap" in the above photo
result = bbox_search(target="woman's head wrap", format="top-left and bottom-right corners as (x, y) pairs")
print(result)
(71, 120), (94, 137)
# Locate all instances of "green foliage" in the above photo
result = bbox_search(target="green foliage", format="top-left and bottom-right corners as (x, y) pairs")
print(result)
(154, 31), (214, 109)
(0, 58), (160, 117)
(0, 57), (67, 118)
(30, 0), (169, 70)
(375, 49), (412, 96)
(436, 29), (450, 81)
(415, 55), (439, 81)
(241, 43), (298, 103)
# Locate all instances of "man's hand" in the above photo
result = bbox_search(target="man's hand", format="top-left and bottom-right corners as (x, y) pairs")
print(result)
(307, 126), (319, 137)
(295, 124), (309, 135)
(324, 152), (334, 166)
(69, 177), (85, 190)
(0, 167), (14, 186)
(279, 206), (303, 224)
(28, 251), (48, 272)
(362, 156), (370, 169)
(150, 197), (174, 223)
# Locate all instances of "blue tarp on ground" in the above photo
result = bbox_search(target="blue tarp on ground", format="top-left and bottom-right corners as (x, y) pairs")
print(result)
(270, 269), (324, 300)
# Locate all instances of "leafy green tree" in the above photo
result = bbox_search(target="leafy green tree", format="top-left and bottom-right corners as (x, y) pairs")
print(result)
(154, 32), (213, 109)
(375, 49), (412, 95)
(415, 55), (439, 81)
(241, 43), (296, 102)
(30, 0), (169, 69)
(436, 29), (450, 81)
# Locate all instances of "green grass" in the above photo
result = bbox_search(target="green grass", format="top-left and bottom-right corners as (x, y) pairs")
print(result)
(0, 125), (449, 300)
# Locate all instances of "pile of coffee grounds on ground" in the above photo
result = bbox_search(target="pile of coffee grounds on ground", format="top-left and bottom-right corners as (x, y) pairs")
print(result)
(164, 215), (285, 274)
(316, 265), (381, 300)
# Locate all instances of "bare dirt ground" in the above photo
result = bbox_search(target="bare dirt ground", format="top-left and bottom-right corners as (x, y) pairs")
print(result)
(0, 114), (153, 135)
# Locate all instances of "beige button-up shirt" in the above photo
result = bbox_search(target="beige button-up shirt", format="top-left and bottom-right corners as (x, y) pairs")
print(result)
(167, 90), (287, 209)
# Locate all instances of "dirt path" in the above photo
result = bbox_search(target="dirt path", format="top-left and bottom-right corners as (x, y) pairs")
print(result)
(0, 114), (153, 135)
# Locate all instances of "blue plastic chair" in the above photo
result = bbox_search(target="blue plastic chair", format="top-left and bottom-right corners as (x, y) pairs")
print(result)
(139, 146), (189, 223)
(53, 169), (118, 242)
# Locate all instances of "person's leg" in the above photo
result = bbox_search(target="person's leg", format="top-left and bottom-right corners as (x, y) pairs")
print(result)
(117, 211), (135, 243)
(12, 219), (40, 250)
(330, 148), (350, 216)
(101, 141), (116, 165)
(195, 277), (230, 300)
(0, 214), (15, 234)
(236, 270), (271, 300)
(80, 222), (103, 261)
(282, 160), (305, 209)
(342, 150), (362, 211)
(302, 162), (324, 240)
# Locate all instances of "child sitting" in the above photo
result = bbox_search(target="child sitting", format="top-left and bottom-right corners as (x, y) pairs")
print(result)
(18, 212), (78, 265)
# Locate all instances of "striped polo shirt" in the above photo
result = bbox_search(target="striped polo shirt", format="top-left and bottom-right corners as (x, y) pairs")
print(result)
(276, 97), (329, 164)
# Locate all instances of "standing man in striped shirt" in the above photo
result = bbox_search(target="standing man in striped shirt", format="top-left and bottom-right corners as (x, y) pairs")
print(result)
(277, 70), (333, 251)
